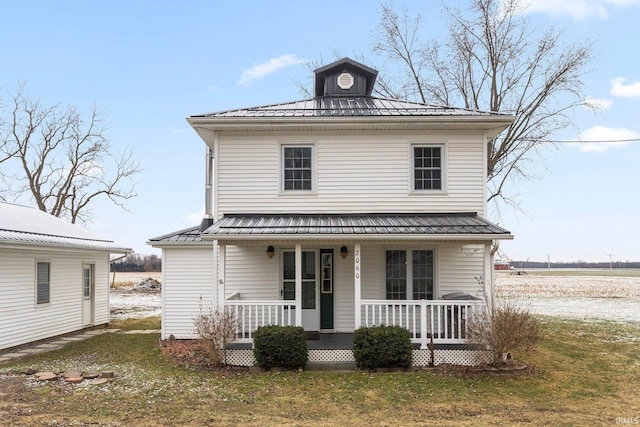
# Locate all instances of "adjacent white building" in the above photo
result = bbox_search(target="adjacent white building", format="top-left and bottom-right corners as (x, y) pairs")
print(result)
(0, 202), (131, 350)
(149, 58), (515, 357)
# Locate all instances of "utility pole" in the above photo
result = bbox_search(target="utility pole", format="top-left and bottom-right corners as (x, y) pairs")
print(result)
(547, 254), (550, 271)
(607, 254), (613, 273)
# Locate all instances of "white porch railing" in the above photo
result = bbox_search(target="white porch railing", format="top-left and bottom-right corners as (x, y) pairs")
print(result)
(361, 299), (485, 347)
(225, 299), (484, 347)
(225, 300), (296, 343)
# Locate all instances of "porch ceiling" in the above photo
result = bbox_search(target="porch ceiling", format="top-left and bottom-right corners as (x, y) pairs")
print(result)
(201, 213), (512, 241)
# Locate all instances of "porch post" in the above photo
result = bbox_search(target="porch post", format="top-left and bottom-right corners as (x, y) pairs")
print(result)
(354, 243), (361, 329)
(484, 241), (493, 309)
(295, 244), (302, 326)
(212, 240), (219, 309)
(218, 242), (226, 310)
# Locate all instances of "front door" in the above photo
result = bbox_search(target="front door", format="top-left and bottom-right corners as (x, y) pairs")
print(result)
(320, 250), (334, 330)
(283, 251), (319, 331)
(82, 264), (94, 326)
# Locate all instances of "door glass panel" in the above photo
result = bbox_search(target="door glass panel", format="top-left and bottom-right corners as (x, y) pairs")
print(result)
(83, 267), (91, 298)
(321, 253), (332, 293)
(282, 251), (316, 308)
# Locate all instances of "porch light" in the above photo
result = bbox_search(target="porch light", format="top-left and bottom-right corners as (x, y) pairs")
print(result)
(340, 246), (348, 259)
(266, 245), (275, 259)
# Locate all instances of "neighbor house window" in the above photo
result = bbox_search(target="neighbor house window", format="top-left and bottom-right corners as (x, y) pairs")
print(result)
(283, 146), (313, 191)
(413, 145), (442, 191)
(36, 261), (50, 305)
(385, 250), (434, 300)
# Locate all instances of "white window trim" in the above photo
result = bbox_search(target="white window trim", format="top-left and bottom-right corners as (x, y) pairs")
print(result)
(409, 141), (447, 194)
(279, 142), (317, 195)
(35, 260), (51, 307)
(380, 247), (438, 300)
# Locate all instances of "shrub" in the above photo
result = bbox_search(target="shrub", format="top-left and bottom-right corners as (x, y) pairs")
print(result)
(193, 305), (238, 367)
(253, 325), (308, 370)
(353, 325), (413, 370)
(467, 296), (542, 367)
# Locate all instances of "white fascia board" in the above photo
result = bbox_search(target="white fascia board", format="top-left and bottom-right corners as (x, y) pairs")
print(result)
(187, 115), (515, 132)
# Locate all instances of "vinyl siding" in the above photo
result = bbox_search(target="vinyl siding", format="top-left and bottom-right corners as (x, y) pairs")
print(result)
(162, 247), (215, 339)
(0, 247), (110, 350)
(216, 131), (485, 217)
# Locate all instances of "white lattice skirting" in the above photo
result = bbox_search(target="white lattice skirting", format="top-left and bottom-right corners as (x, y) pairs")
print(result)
(225, 349), (491, 367)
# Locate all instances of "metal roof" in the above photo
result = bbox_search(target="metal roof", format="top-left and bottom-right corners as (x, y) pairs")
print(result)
(201, 213), (512, 241)
(147, 226), (206, 245)
(0, 203), (131, 252)
(191, 96), (511, 119)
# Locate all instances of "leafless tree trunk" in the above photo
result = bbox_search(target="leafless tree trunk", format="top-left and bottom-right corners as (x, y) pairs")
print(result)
(372, 0), (593, 207)
(0, 84), (140, 224)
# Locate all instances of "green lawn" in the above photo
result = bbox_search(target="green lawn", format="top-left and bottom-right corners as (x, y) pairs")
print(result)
(1, 317), (639, 426)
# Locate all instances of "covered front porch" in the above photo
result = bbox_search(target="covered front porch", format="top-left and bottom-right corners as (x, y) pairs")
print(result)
(202, 213), (512, 351)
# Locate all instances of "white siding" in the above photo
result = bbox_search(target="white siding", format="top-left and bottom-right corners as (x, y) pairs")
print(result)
(0, 247), (110, 350)
(162, 247), (215, 339)
(437, 243), (486, 297)
(216, 131), (485, 217)
(224, 245), (278, 300)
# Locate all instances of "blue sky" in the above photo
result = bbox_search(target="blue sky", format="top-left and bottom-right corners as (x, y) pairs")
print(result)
(1, 0), (639, 263)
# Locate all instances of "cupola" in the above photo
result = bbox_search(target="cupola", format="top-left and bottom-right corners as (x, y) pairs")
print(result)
(313, 57), (378, 97)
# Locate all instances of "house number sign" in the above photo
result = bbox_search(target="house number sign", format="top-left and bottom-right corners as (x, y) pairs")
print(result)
(355, 248), (360, 279)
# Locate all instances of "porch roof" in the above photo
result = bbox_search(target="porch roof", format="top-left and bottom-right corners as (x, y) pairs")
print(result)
(201, 213), (512, 241)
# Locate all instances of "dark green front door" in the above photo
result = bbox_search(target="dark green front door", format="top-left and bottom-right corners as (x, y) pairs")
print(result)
(320, 249), (334, 329)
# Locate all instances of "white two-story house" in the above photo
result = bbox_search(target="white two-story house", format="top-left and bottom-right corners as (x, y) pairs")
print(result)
(149, 58), (514, 365)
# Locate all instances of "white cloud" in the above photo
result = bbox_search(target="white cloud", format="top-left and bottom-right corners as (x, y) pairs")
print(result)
(238, 54), (303, 86)
(521, 0), (640, 19)
(574, 125), (639, 152)
(610, 77), (640, 98)
(584, 96), (613, 111)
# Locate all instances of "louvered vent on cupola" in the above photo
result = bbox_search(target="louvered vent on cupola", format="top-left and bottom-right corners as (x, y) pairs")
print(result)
(313, 57), (378, 97)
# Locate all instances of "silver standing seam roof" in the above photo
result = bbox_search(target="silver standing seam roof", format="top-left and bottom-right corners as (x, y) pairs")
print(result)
(191, 96), (512, 119)
(150, 213), (512, 244)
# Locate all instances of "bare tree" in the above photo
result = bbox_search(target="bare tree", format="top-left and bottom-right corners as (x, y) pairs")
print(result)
(0, 84), (140, 224)
(372, 0), (593, 207)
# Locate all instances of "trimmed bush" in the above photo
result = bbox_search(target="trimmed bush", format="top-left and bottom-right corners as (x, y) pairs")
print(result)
(253, 325), (308, 370)
(353, 325), (413, 370)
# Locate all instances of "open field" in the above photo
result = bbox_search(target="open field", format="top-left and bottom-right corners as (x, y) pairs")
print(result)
(508, 268), (640, 278)
(496, 272), (640, 323)
(0, 317), (638, 426)
(110, 271), (162, 289)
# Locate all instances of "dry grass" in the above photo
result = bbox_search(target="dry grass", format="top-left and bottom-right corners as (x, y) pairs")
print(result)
(0, 317), (638, 426)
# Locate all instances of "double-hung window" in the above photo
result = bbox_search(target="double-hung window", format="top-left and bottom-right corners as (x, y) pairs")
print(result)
(385, 250), (434, 300)
(36, 261), (50, 305)
(282, 145), (313, 191)
(413, 145), (443, 191)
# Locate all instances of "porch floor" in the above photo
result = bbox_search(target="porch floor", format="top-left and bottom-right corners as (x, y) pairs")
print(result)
(227, 333), (481, 351)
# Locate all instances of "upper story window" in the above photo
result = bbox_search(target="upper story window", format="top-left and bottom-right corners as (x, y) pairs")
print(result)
(413, 145), (443, 191)
(282, 145), (313, 191)
(36, 261), (50, 305)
